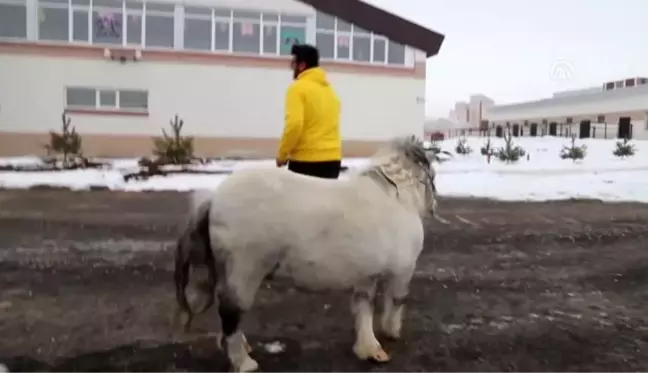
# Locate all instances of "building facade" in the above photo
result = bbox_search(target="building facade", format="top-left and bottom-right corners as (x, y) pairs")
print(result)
(0, 0), (444, 157)
(484, 79), (648, 140)
(449, 94), (494, 128)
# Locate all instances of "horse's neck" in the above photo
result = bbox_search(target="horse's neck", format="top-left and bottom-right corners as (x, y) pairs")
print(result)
(355, 166), (423, 213)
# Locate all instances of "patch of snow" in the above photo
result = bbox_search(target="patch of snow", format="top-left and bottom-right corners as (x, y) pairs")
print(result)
(263, 341), (285, 354)
(0, 156), (45, 167)
(1, 138), (648, 202)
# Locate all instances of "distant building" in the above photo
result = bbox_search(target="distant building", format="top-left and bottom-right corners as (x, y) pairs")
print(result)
(449, 94), (494, 128)
(484, 77), (648, 140)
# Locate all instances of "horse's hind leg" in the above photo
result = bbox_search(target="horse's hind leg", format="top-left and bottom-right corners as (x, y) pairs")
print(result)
(380, 266), (415, 340)
(218, 263), (265, 372)
(351, 278), (390, 363)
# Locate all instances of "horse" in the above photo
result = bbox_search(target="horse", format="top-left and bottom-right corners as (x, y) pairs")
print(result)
(173, 135), (438, 372)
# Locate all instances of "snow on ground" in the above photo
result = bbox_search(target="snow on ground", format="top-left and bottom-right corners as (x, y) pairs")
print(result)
(1, 137), (648, 202)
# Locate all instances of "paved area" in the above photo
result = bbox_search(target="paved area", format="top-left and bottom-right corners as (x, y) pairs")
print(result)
(1, 190), (648, 371)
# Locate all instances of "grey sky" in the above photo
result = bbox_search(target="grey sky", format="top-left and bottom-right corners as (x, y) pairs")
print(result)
(366, 0), (648, 117)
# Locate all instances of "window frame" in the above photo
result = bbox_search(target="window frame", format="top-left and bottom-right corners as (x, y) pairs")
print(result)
(65, 86), (149, 113)
(37, 0), (69, 42)
(21, 2), (410, 67)
(314, 12), (407, 67)
(183, 5), (213, 52)
(142, 1), (175, 49)
(231, 10), (262, 55)
(0, 0), (28, 40)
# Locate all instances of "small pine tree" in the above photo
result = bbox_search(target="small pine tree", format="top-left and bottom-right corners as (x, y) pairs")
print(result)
(559, 134), (587, 162)
(44, 112), (83, 168)
(455, 137), (472, 155)
(480, 137), (493, 156)
(613, 137), (636, 159)
(495, 132), (526, 163)
(153, 114), (195, 164)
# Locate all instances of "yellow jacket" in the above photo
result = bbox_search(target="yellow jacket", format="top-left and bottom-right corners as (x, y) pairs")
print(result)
(277, 67), (342, 162)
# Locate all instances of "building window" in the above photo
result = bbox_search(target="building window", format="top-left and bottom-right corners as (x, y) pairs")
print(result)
(65, 87), (148, 112)
(184, 6), (211, 51)
(278, 15), (306, 55)
(314, 10), (406, 65)
(66, 87), (96, 108)
(38, 0), (68, 41)
(125, 1), (142, 45)
(261, 13), (277, 54)
(38, 0), (143, 46)
(372, 37), (386, 63)
(387, 40), (405, 65)
(145, 2), (174, 48)
(71, 0), (90, 42)
(232, 10), (260, 54)
(181, 7), (305, 56)
(119, 89), (148, 109)
(213, 9), (230, 51)
(352, 25), (370, 62)
(0, 0), (27, 39)
(92, 0), (123, 45)
(315, 11), (334, 31)
(98, 89), (117, 107)
(626, 78), (635, 87)
(316, 32), (334, 58)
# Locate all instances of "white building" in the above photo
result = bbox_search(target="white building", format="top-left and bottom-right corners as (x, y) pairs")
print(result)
(450, 94), (494, 128)
(484, 78), (648, 139)
(0, 0), (444, 157)
(453, 102), (469, 123)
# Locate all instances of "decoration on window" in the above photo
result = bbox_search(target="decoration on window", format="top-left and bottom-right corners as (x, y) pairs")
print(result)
(218, 22), (228, 31)
(240, 22), (254, 36)
(128, 13), (140, 23)
(279, 27), (305, 54)
(264, 25), (275, 35)
(95, 11), (121, 38)
(284, 37), (299, 46)
(337, 35), (349, 47)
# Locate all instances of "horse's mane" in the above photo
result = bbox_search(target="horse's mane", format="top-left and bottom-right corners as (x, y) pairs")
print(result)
(359, 136), (433, 189)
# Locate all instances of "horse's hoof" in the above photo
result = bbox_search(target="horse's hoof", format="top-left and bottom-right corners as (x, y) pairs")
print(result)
(353, 344), (391, 363)
(370, 348), (391, 363)
(235, 356), (259, 372)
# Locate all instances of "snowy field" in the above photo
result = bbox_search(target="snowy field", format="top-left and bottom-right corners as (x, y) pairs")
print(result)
(1, 137), (647, 202)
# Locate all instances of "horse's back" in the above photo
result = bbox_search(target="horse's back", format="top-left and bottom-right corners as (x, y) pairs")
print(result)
(206, 166), (423, 290)
(214, 167), (353, 212)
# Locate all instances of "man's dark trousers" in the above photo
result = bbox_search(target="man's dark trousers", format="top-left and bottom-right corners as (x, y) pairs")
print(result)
(288, 160), (341, 179)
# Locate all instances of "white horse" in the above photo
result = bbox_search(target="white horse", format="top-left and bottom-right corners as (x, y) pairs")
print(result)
(174, 136), (437, 372)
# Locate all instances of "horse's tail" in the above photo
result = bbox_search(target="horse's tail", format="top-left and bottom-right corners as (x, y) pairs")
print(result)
(174, 190), (218, 332)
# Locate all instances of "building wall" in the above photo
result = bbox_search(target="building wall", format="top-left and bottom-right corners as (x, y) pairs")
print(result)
(0, 0), (427, 157)
(552, 86), (601, 98)
(450, 94), (494, 128)
(484, 85), (648, 140)
(0, 52), (425, 154)
(453, 102), (468, 124)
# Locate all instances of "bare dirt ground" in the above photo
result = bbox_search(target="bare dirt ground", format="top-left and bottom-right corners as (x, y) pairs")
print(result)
(2, 189), (648, 371)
